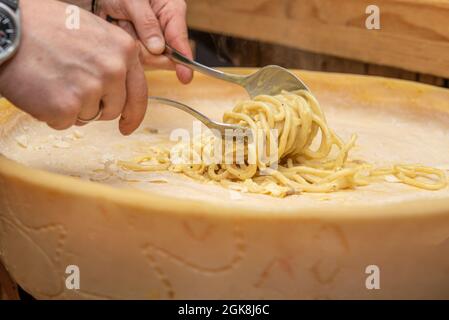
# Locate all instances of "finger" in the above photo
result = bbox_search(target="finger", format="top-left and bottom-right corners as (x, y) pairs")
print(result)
(77, 87), (102, 123)
(95, 1), (129, 20)
(119, 60), (148, 135)
(100, 80), (127, 121)
(47, 108), (79, 130)
(175, 60), (194, 85)
(138, 41), (176, 69)
(119, 21), (176, 70)
(118, 20), (138, 39)
(75, 100), (101, 126)
(141, 54), (176, 70)
(124, 0), (165, 55)
(161, 3), (193, 84)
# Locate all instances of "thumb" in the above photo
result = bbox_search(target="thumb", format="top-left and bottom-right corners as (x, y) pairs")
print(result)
(124, 0), (165, 55)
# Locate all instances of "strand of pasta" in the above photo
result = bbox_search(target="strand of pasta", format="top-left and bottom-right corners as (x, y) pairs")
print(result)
(117, 90), (448, 197)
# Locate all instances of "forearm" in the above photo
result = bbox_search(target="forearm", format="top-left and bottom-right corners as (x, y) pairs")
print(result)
(58, 0), (92, 11)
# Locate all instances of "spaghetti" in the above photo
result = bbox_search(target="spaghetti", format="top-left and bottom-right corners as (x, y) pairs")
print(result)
(118, 90), (447, 197)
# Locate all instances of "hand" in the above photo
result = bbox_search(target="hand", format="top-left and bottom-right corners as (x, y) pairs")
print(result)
(96, 0), (193, 84)
(0, 0), (148, 135)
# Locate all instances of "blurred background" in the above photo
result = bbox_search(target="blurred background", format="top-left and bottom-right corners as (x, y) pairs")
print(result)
(186, 0), (449, 88)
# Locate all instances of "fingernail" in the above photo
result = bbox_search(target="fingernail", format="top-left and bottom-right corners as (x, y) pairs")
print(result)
(147, 37), (164, 54)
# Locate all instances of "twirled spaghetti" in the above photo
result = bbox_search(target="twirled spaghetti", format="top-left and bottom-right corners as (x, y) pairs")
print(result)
(118, 90), (447, 197)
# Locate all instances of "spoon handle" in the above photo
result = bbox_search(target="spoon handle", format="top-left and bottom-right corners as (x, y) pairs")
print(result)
(164, 45), (245, 84)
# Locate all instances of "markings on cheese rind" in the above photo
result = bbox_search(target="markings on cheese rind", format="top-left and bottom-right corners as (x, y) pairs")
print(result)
(0, 182), (68, 298)
(1, 184), (119, 300)
(308, 224), (349, 285)
(253, 225), (348, 289)
(183, 220), (215, 242)
(143, 223), (246, 274)
(316, 224), (351, 254)
(142, 246), (175, 299)
(310, 260), (341, 285)
(142, 224), (246, 298)
(254, 256), (295, 289)
(0, 217), (66, 298)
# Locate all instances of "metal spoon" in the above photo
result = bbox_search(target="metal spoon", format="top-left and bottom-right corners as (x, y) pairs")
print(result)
(164, 45), (311, 98)
(148, 97), (251, 139)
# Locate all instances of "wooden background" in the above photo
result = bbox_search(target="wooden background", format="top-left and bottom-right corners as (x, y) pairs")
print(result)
(186, 0), (449, 88)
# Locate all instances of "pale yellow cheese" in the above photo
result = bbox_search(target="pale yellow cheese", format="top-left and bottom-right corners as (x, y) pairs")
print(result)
(0, 70), (449, 299)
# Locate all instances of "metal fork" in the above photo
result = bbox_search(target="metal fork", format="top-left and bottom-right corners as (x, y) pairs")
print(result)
(164, 45), (311, 98)
(148, 45), (312, 138)
(148, 97), (251, 138)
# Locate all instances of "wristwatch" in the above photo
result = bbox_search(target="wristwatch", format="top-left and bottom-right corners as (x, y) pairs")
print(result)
(0, 0), (20, 65)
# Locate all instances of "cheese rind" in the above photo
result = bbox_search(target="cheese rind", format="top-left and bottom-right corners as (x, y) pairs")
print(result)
(1, 70), (449, 299)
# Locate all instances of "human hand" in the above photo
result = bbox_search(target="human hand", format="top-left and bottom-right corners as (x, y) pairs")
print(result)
(95, 0), (193, 84)
(0, 0), (148, 135)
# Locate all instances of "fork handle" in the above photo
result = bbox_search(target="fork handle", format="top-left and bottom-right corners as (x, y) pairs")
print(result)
(148, 97), (244, 136)
(164, 45), (245, 84)
(148, 96), (214, 128)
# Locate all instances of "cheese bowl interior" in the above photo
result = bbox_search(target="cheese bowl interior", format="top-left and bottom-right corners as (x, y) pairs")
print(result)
(0, 69), (449, 299)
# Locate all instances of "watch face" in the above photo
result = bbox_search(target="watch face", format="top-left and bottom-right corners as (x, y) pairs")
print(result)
(0, 8), (17, 53)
